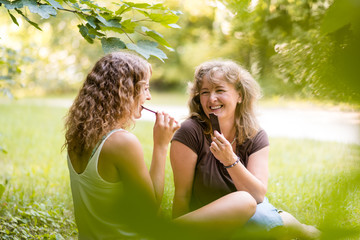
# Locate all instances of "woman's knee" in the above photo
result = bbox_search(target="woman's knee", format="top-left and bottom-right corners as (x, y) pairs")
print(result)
(229, 191), (257, 217)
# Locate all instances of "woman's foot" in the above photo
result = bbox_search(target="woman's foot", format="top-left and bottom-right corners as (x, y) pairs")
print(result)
(280, 211), (321, 239)
(300, 224), (321, 239)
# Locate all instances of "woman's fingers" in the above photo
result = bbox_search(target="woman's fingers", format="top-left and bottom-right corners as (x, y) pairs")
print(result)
(154, 112), (180, 135)
(210, 141), (220, 152)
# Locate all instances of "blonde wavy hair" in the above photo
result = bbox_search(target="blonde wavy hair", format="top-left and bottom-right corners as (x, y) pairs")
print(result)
(188, 60), (261, 144)
(64, 51), (151, 155)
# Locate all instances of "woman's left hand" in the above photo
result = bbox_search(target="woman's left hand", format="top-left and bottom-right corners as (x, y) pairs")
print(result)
(210, 131), (238, 166)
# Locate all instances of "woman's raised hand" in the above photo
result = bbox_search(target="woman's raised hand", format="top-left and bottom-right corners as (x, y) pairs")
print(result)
(153, 112), (180, 147)
(210, 131), (238, 166)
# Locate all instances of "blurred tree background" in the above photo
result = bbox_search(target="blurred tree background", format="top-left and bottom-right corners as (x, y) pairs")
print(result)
(1, 0), (359, 103)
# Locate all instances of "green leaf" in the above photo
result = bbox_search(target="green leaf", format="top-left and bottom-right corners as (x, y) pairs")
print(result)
(126, 40), (167, 62)
(80, 0), (110, 12)
(149, 13), (179, 24)
(70, 2), (81, 11)
(170, 10), (183, 16)
(121, 2), (151, 9)
(78, 24), (88, 37)
(86, 23), (105, 36)
(7, 10), (19, 26)
(96, 14), (122, 28)
(46, 0), (63, 10)
(121, 19), (136, 33)
(148, 3), (167, 10)
(134, 9), (150, 18)
(167, 23), (181, 29)
(0, 0), (23, 10)
(141, 26), (172, 49)
(15, 9), (42, 30)
(85, 16), (100, 29)
(115, 4), (132, 15)
(101, 37), (126, 54)
(0, 184), (5, 198)
(22, 1), (57, 19)
(77, 24), (94, 43)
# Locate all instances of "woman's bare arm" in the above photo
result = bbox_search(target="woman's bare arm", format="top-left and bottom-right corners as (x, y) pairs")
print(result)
(170, 140), (197, 218)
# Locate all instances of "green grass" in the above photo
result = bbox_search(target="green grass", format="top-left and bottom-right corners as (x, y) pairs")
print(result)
(0, 100), (359, 239)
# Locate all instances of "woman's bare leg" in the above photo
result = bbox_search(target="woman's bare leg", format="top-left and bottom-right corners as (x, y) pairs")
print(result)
(280, 211), (321, 239)
(174, 191), (256, 232)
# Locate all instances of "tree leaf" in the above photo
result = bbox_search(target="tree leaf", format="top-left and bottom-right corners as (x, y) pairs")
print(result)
(0, 0), (23, 10)
(46, 0), (63, 10)
(167, 23), (181, 29)
(77, 24), (94, 43)
(148, 3), (167, 10)
(86, 24), (105, 36)
(121, 19), (137, 33)
(80, 0), (110, 12)
(96, 14), (122, 28)
(70, 2), (81, 11)
(126, 40), (167, 62)
(141, 26), (172, 48)
(170, 10), (183, 16)
(134, 9), (150, 18)
(85, 15), (99, 29)
(7, 10), (19, 26)
(101, 37), (126, 54)
(149, 13), (179, 24)
(15, 9), (42, 30)
(121, 2), (151, 9)
(23, 1), (57, 19)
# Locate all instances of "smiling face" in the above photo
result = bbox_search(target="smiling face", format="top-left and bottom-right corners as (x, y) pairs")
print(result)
(199, 73), (241, 123)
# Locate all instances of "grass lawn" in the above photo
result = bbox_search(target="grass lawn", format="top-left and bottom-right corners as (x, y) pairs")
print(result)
(0, 99), (359, 239)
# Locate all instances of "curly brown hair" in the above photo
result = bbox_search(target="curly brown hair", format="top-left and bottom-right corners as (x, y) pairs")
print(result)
(64, 51), (151, 155)
(188, 60), (261, 144)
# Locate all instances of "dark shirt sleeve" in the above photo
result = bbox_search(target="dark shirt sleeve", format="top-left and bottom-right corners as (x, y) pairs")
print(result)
(172, 119), (202, 156)
(250, 129), (269, 154)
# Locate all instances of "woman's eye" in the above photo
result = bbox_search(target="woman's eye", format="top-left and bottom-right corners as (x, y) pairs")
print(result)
(216, 89), (225, 93)
(200, 91), (209, 95)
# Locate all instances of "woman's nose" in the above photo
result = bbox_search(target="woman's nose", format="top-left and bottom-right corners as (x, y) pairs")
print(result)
(146, 91), (152, 100)
(209, 92), (217, 102)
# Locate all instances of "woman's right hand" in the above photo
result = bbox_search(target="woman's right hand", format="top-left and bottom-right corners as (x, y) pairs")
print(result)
(153, 112), (180, 147)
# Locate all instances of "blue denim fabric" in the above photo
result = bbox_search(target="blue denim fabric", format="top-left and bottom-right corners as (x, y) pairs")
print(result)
(245, 197), (283, 231)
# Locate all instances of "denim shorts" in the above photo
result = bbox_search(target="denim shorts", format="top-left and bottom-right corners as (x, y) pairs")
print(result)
(245, 197), (283, 231)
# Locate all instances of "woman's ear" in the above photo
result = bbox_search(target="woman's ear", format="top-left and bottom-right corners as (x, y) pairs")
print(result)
(237, 96), (242, 104)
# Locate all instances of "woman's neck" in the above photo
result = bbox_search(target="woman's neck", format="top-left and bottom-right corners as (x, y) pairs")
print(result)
(220, 119), (236, 143)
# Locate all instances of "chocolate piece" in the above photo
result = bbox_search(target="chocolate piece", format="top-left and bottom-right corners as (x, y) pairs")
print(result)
(209, 113), (221, 134)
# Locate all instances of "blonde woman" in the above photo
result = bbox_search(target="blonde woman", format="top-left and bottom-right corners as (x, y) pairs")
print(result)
(171, 60), (320, 239)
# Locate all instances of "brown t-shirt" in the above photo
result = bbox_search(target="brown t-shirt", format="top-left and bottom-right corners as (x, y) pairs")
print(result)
(172, 117), (269, 211)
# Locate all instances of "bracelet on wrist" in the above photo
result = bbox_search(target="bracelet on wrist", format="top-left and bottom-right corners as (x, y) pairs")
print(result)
(224, 156), (240, 169)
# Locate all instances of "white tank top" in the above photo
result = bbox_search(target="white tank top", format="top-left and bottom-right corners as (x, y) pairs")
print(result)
(67, 129), (137, 239)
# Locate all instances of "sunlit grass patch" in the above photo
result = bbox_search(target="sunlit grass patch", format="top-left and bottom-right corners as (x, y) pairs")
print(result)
(268, 138), (360, 232)
(0, 100), (359, 239)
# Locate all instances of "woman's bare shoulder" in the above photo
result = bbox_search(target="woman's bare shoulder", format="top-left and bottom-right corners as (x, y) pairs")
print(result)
(102, 130), (143, 159)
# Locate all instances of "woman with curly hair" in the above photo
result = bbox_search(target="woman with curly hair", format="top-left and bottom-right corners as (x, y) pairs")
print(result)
(171, 60), (320, 239)
(63, 51), (181, 239)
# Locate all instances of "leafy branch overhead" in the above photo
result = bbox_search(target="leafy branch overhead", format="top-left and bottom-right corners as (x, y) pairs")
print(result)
(0, 0), (182, 62)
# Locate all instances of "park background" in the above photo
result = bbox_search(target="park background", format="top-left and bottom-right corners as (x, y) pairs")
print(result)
(0, 0), (359, 239)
